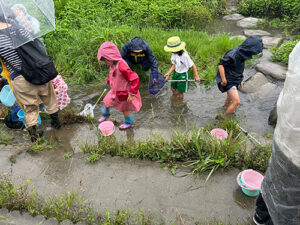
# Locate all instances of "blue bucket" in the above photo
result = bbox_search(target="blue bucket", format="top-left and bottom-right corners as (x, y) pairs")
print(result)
(0, 85), (16, 106)
(17, 109), (41, 126)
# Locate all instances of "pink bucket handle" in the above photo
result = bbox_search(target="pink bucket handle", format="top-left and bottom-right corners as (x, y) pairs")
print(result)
(236, 171), (253, 190)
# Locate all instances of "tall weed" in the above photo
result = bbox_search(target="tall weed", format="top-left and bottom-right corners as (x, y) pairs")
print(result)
(47, 0), (234, 84)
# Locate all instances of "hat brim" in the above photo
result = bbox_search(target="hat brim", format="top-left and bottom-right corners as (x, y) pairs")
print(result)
(164, 42), (186, 52)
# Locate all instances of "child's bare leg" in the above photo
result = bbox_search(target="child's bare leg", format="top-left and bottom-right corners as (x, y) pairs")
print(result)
(171, 88), (179, 96)
(224, 94), (231, 106)
(123, 110), (131, 118)
(178, 92), (184, 99)
(225, 89), (240, 114)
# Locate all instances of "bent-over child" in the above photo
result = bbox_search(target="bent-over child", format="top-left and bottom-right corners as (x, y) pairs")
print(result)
(97, 42), (142, 130)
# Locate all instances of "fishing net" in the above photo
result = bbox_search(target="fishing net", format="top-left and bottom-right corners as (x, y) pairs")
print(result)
(148, 71), (166, 95)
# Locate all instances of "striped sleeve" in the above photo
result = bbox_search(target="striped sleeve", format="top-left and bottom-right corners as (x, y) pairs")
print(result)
(0, 26), (31, 74)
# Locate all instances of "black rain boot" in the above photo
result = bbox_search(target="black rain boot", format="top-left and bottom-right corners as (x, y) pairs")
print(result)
(50, 111), (61, 129)
(28, 125), (38, 143)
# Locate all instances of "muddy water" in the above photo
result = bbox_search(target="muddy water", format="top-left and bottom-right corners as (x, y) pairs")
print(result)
(71, 18), (284, 141)
(0, 144), (256, 224)
(71, 54), (282, 142)
(204, 17), (283, 38)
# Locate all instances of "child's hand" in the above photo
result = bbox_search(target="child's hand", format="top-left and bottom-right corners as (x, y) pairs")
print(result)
(54, 88), (59, 94)
(239, 82), (244, 89)
(127, 93), (135, 103)
(195, 76), (201, 83)
(221, 80), (227, 86)
(164, 73), (170, 79)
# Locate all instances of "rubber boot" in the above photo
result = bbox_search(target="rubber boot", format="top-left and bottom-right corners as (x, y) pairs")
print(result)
(28, 125), (44, 143)
(119, 114), (133, 130)
(50, 111), (61, 129)
(98, 107), (110, 123)
(27, 125), (37, 142)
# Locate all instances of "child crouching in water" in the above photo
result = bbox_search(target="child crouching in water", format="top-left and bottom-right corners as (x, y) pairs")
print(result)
(216, 35), (263, 114)
(164, 36), (200, 99)
(97, 42), (142, 130)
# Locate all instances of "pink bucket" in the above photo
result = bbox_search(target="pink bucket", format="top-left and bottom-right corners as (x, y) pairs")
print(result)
(210, 128), (228, 140)
(98, 121), (115, 136)
(241, 169), (264, 190)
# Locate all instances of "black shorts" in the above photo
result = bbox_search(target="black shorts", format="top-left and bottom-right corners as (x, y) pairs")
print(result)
(217, 83), (238, 93)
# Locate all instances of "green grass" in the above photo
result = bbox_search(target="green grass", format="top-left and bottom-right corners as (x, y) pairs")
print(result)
(63, 153), (72, 159)
(27, 137), (58, 154)
(0, 177), (97, 224)
(0, 125), (13, 145)
(44, 25), (242, 85)
(81, 117), (272, 178)
(271, 39), (299, 65)
(238, 0), (300, 36)
(0, 176), (249, 224)
(44, 0), (239, 85)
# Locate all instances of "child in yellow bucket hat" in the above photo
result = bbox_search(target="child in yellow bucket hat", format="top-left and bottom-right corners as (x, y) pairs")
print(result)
(164, 36), (200, 99)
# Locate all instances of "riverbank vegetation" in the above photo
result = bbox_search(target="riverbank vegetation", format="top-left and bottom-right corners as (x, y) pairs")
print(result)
(0, 125), (13, 145)
(81, 117), (272, 178)
(238, 0), (300, 36)
(45, 0), (241, 85)
(0, 176), (243, 224)
(271, 39), (299, 65)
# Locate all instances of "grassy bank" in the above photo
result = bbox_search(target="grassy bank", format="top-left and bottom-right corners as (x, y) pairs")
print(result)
(238, 0), (300, 35)
(81, 117), (272, 178)
(0, 125), (13, 145)
(44, 0), (240, 84)
(0, 176), (245, 224)
(271, 39), (299, 65)
(0, 177), (154, 224)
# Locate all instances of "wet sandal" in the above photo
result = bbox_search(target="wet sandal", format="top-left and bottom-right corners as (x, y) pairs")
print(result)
(98, 115), (110, 123)
(119, 123), (133, 130)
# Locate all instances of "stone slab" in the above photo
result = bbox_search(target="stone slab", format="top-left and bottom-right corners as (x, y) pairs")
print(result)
(262, 36), (282, 48)
(230, 35), (247, 41)
(60, 219), (73, 225)
(251, 83), (278, 100)
(256, 62), (287, 80)
(244, 29), (271, 37)
(240, 72), (269, 93)
(237, 17), (262, 28)
(223, 13), (245, 21)
(43, 218), (59, 225)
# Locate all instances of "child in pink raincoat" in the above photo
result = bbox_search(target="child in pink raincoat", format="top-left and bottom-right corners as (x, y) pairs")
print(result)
(97, 42), (142, 130)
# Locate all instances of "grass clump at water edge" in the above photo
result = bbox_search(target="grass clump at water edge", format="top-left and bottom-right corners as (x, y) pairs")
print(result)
(0, 176), (159, 224)
(82, 118), (272, 178)
(0, 176), (249, 224)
